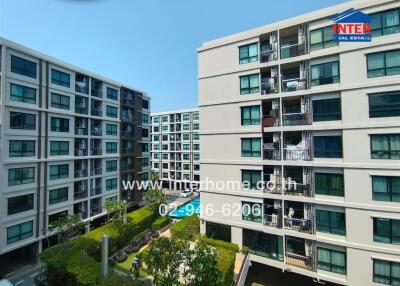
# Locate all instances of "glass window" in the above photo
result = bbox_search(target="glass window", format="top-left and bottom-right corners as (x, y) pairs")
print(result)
(106, 124), (117, 136)
(240, 74), (260, 95)
(11, 55), (36, 78)
(241, 138), (261, 157)
(310, 26), (337, 51)
(313, 98), (341, 121)
(369, 91), (400, 118)
(50, 141), (69, 156)
(162, 115), (168, 122)
(193, 123), (199, 130)
(10, 112), (36, 130)
(183, 124), (190, 131)
(193, 133), (199, 140)
(107, 87), (118, 100)
(49, 164), (69, 180)
(239, 43), (258, 64)
(106, 142), (118, 153)
(315, 173), (344, 197)
(316, 209), (346, 235)
(373, 218), (400, 244)
(49, 187), (68, 205)
(183, 143), (190, 150)
(162, 154), (168, 160)
(314, 135), (342, 158)
(7, 221), (33, 244)
(370, 9), (400, 37)
(193, 153), (200, 161)
(311, 61), (340, 86)
(192, 112), (199, 120)
(242, 170), (262, 190)
(142, 114), (149, 124)
(142, 143), (149, 153)
(371, 134), (400, 159)
(153, 144), (159, 151)
(183, 113), (190, 121)
(373, 259), (400, 285)
(8, 167), (35, 186)
(9, 140), (35, 157)
(141, 158), (149, 167)
(367, 50), (400, 78)
(7, 194), (34, 215)
(10, 83), (36, 104)
(51, 93), (70, 110)
(153, 154), (159, 160)
(106, 160), (118, 172)
(372, 176), (400, 202)
(241, 106), (260, 125)
(106, 178), (118, 191)
(194, 144), (200, 151)
(317, 247), (346, 274)
(51, 69), (70, 87)
(106, 105), (118, 118)
(242, 202), (262, 223)
(183, 133), (190, 140)
(51, 117), (69, 132)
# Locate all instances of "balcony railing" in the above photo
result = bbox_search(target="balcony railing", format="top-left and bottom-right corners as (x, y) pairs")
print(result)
(282, 113), (311, 126)
(121, 164), (134, 171)
(284, 182), (312, 197)
(281, 78), (307, 92)
(263, 142), (281, 160)
(90, 168), (102, 176)
(286, 253), (314, 271)
(122, 131), (134, 138)
(75, 211), (88, 219)
(75, 127), (88, 135)
(75, 107), (88, 115)
(90, 206), (102, 216)
(263, 214), (282, 228)
(122, 98), (135, 106)
(264, 183), (282, 194)
(260, 44), (275, 63)
(75, 148), (88, 156)
(284, 217), (313, 234)
(284, 148), (312, 161)
(91, 148), (102, 156)
(91, 109), (102, 117)
(91, 89), (103, 98)
(311, 75), (340, 87)
(262, 115), (279, 128)
(74, 189), (88, 200)
(90, 187), (102, 196)
(91, 128), (102, 136)
(122, 147), (134, 154)
(280, 43), (306, 59)
(75, 85), (88, 94)
(74, 169), (88, 178)
(261, 78), (278, 95)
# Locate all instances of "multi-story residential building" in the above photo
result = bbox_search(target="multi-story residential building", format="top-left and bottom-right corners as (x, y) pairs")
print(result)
(0, 38), (150, 264)
(151, 109), (200, 190)
(198, 1), (400, 285)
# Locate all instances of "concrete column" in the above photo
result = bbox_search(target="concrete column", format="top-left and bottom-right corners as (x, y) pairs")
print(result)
(101, 235), (109, 278)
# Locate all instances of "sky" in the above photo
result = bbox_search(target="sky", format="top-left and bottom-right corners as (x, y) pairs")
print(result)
(0, 0), (348, 112)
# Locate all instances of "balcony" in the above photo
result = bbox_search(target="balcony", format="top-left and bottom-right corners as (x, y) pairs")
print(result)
(75, 74), (89, 94)
(91, 78), (103, 98)
(262, 115), (279, 128)
(284, 182), (312, 197)
(74, 202), (88, 219)
(90, 148), (102, 156)
(284, 217), (312, 233)
(281, 78), (307, 92)
(74, 139), (88, 156)
(90, 205), (102, 216)
(75, 127), (88, 136)
(74, 168), (88, 178)
(286, 252), (314, 271)
(90, 167), (102, 176)
(261, 77), (279, 95)
(91, 108), (102, 117)
(282, 113), (311, 126)
(263, 172), (282, 194)
(75, 96), (88, 115)
(90, 187), (102, 196)
(285, 237), (315, 271)
(122, 147), (134, 155)
(283, 148), (312, 161)
(284, 202), (314, 234)
(74, 181), (88, 200)
(263, 142), (281, 160)
(91, 127), (102, 136)
(280, 43), (306, 59)
(122, 98), (135, 106)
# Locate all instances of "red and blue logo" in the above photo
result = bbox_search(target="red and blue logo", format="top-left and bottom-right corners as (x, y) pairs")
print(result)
(332, 8), (372, 42)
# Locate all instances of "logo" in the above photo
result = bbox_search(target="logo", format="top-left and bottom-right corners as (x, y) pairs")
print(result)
(331, 8), (371, 42)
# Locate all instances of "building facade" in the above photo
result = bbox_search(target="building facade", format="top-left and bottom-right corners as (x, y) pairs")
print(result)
(198, 0), (400, 285)
(151, 109), (200, 190)
(0, 38), (150, 260)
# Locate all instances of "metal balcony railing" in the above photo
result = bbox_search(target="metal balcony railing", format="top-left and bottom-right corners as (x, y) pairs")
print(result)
(286, 253), (314, 271)
(75, 85), (88, 94)
(282, 113), (311, 126)
(75, 107), (88, 114)
(284, 182), (312, 197)
(74, 189), (88, 200)
(90, 206), (102, 216)
(74, 169), (88, 178)
(262, 115), (279, 128)
(91, 89), (103, 98)
(75, 127), (88, 135)
(261, 78), (278, 95)
(74, 148), (88, 156)
(90, 168), (102, 176)
(280, 43), (306, 59)
(281, 78), (307, 92)
(90, 148), (102, 156)
(263, 214), (282, 228)
(260, 44), (275, 63)
(284, 148), (312, 161)
(91, 109), (102, 117)
(91, 128), (102, 136)
(284, 217), (313, 234)
(90, 187), (102, 196)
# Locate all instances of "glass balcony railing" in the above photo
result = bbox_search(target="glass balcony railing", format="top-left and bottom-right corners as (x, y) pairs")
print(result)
(280, 43), (306, 59)
(282, 113), (311, 126)
(281, 78), (307, 92)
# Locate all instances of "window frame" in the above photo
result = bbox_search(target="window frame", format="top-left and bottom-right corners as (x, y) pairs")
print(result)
(315, 172), (344, 197)
(7, 194), (34, 215)
(10, 112), (36, 130)
(312, 98), (342, 122)
(49, 164), (69, 180)
(311, 61), (340, 86)
(106, 124), (118, 136)
(372, 176), (400, 202)
(367, 49), (400, 78)
(370, 8), (400, 37)
(51, 69), (70, 88)
(107, 87), (118, 100)
(317, 247), (347, 274)
(11, 55), (37, 78)
(240, 74), (260, 95)
(316, 209), (346, 235)
(49, 187), (68, 205)
(51, 93), (70, 110)
(239, 43), (259, 64)
(310, 26), (338, 51)
(370, 134), (400, 159)
(241, 105), (261, 126)
(7, 221), (33, 245)
(9, 140), (35, 157)
(50, 141), (69, 156)
(373, 217), (400, 245)
(241, 138), (261, 157)
(10, 83), (36, 104)
(8, 167), (35, 186)
(368, 91), (400, 118)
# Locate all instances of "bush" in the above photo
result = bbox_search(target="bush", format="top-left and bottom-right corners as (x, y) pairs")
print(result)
(199, 236), (239, 253)
(170, 215), (199, 240)
(84, 203), (159, 254)
(151, 216), (171, 230)
(216, 247), (236, 286)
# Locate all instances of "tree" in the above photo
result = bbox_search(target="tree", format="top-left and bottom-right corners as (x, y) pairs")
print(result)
(142, 237), (188, 286)
(142, 187), (165, 206)
(150, 170), (160, 182)
(183, 241), (221, 286)
(48, 213), (86, 249)
(105, 200), (128, 223)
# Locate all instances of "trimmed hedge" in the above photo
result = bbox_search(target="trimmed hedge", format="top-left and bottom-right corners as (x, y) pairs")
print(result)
(170, 215), (199, 240)
(151, 216), (171, 230)
(84, 203), (159, 254)
(199, 236), (239, 253)
(216, 247), (236, 286)
(41, 204), (160, 286)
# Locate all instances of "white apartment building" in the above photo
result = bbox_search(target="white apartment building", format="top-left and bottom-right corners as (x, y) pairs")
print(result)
(151, 109), (200, 190)
(0, 38), (150, 265)
(198, 1), (400, 285)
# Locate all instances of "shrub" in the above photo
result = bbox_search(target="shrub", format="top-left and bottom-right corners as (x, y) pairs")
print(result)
(199, 236), (239, 253)
(151, 216), (171, 230)
(170, 215), (199, 240)
(216, 247), (236, 286)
